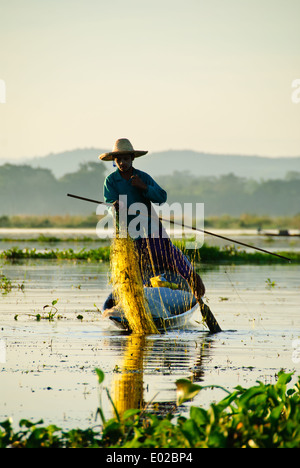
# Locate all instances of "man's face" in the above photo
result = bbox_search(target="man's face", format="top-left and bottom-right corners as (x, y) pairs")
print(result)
(114, 154), (134, 173)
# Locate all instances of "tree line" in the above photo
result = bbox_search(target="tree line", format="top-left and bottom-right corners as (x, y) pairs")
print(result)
(156, 171), (300, 216)
(0, 162), (106, 216)
(0, 163), (299, 216)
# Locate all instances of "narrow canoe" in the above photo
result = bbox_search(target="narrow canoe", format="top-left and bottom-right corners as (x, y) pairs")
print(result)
(103, 272), (199, 332)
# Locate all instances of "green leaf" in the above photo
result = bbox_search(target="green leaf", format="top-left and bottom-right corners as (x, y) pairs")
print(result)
(122, 408), (140, 420)
(238, 385), (265, 408)
(19, 419), (43, 428)
(181, 419), (201, 445)
(176, 379), (202, 406)
(95, 368), (105, 384)
(218, 390), (240, 411)
(190, 406), (208, 426)
(269, 403), (284, 422)
(275, 371), (294, 388)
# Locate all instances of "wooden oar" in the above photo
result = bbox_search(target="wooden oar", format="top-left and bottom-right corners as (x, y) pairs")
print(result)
(199, 298), (221, 333)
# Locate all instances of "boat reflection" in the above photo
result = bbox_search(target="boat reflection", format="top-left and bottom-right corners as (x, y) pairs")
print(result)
(110, 332), (213, 417)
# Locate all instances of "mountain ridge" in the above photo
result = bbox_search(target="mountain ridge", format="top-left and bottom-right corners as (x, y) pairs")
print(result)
(1, 148), (300, 179)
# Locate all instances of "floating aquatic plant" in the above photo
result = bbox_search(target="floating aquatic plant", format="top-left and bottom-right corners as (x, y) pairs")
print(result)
(265, 278), (277, 289)
(175, 378), (202, 406)
(0, 274), (12, 295)
(1, 371), (300, 448)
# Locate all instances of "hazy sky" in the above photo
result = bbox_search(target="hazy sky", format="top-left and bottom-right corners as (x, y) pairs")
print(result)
(1, 0), (299, 160)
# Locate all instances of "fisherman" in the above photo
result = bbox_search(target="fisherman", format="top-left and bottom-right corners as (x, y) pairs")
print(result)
(99, 138), (205, 303)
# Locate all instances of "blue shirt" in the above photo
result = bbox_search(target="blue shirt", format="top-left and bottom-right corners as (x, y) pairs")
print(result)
(103, 168), (167, 238)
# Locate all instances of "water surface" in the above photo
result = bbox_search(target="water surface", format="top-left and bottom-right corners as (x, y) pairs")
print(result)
(1, 256), (299, 430)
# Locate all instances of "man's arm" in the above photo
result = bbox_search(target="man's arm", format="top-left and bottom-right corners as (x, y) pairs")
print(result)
(131, 173), (167, 205)
(103, 176), (121, 213)
(103, 176), (119, 204)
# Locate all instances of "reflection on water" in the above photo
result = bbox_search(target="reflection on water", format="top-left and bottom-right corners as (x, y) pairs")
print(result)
(112, 335), (146, 415)
(110, 332), (213, 417)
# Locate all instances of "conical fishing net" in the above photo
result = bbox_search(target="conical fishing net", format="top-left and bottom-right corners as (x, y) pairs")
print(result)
(110, 234), (159, 334)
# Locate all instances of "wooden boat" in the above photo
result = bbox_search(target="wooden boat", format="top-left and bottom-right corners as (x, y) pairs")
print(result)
(103, 272), (199, 332)
(259, 229), (300, 237)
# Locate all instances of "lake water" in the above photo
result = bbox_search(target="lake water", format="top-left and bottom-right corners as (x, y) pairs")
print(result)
(0, 230), (299, 430)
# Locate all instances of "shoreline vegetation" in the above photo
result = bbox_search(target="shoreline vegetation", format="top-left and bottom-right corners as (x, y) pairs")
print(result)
(0, 242), (298, 264)
(1, 371), (299, 448)
(0, 213), (300, 229)
(0, 214), (298, 263)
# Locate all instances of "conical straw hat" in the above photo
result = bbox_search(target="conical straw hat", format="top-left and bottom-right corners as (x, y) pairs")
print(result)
(99, 138), (148, 161)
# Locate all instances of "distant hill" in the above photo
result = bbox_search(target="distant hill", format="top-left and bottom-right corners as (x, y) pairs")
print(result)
(1, 148), (300, 179)
(26, 148), (106, 178)
(135, 150), (300, 180)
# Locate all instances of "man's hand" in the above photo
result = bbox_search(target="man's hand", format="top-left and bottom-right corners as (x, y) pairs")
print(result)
(113, 200), (119, 212)
(130, 174), (147, 191)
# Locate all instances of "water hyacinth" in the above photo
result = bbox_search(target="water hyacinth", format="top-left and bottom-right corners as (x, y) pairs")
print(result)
(176, 379), (202, 406)
(1, 371), (300, 448)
